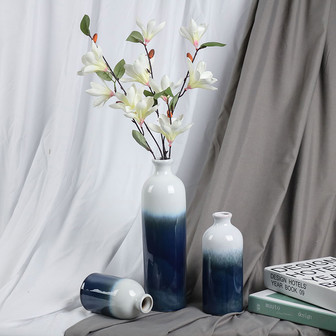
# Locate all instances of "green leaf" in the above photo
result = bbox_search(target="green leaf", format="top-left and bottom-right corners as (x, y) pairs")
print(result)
(199, 42), (226, 49)
(163, 87), (173, 97)
(96, 71), (114, 81)
(126, 31), (144, 43)
(169, 94), (179, 111)
(113, 59), (125, 79)
(153, 87), (173, 100)
(80, 15), (91, 37)
(153, 91), (163, 99)
(132, 130), (151, 151)
(143, 90), (154, 97)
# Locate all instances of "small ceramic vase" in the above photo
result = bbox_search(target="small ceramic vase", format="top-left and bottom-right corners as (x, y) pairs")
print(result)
(141, 159), (186, 311)
(202, 211), (243, 315)
(80, 273), (153, 319)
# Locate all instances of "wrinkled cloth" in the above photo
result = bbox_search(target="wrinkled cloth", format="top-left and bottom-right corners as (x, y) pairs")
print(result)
(66, 0), (336, 335)
(65, 307), (330, 336)
(0, 0), (251, 335)
(187, 0), (336, 304)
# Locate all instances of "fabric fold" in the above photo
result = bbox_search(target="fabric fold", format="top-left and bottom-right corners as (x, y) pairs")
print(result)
(186, 0), (334, 306)
(66, 308), (325, 336)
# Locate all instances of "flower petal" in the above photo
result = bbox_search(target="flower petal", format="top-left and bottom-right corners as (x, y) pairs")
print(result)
(148, 123), (162, 133)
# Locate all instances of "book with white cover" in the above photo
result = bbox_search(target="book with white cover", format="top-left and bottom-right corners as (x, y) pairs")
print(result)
(264, 256), (336, 312)
(248, 289), (336, 332)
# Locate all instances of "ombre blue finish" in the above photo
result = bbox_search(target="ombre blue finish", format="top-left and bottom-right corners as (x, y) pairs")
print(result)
(80, 273), (119, 317)
(202, 253), (243, 315)
(142, 211), (186, 311)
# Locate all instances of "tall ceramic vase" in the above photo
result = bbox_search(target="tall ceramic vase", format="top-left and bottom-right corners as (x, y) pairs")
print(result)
(202, 211), (243, 315)
(141, 159), (186, 312)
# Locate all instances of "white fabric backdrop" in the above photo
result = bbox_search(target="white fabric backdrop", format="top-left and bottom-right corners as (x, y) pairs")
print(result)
(0, 0), (251, 335)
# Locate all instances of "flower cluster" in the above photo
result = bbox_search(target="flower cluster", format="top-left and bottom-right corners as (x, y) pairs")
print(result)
(78, 15), (225, 159)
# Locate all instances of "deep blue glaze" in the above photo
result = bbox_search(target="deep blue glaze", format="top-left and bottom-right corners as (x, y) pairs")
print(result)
(80, 273), (119, 317)
(142, 211), (186, 311)
(202, 253), (243, 315)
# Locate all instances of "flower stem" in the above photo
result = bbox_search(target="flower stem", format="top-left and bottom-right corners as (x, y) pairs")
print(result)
(162, 138), (168, 159)
(143, 122), (163, 158)
(143, 43), (154, 78)
(176, 48), (200, 103)
(133, 120), (156, 159)
(102, 56), (127, 95)
(90, 36), (127, 95)
(178, 74), (189, 99)
(166, 100), (172, 123)
(133, 119), (143, 134)
(149, 148), (156, 159)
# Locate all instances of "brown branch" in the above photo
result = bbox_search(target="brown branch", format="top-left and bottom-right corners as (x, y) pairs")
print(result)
(143, 43), (154, 79)
(143, 122), (163, 158)
(102, 56), (127, 95)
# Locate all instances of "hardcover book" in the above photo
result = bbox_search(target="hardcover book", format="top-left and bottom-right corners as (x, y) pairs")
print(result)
(264, 256), (336, 312)
(248, 289), (336, 332)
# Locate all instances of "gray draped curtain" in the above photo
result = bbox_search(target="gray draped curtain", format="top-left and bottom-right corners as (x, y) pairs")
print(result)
(66, 1), (336, 335)
(187, 0), (336, 306)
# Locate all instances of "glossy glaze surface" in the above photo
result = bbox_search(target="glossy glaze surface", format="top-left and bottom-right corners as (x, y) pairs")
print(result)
(202, 212), (243, 315)
(80, 273), (153, 319)
(142, 212), (186, 311)
(141, 159), (187, 311)
(203, 251), (243, 315)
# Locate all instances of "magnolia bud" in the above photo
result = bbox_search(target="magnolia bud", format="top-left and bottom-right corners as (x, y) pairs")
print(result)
(186, 52), (193, 62)
(148, 49), (155, 59)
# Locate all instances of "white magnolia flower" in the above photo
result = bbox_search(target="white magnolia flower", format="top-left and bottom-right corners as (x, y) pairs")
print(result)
(186, 59), (217, 90)
(86, 81), (115, 106)
(149, 75), (182, 95)
(123, 54), (151, 86)
(180, 18), (208, 49)
(78, 42), (108, 75)
(136, 19), (166, 45)
(110, 84), (143, 112)
(110, 84), (155, 125)
(148, 114), (193, 146)
(125, 98), (156, 126)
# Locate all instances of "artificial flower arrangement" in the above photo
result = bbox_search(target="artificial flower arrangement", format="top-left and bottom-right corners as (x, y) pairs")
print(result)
(78, 15), (225, 160)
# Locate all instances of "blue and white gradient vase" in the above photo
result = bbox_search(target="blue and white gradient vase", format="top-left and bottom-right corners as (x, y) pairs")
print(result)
(80, 273), (153, 319)
(202, 212), (243, 315)
(142, 159), (186, 312)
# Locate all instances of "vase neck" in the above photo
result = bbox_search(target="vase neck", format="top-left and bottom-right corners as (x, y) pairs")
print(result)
(153, 159), (173, 175)
(213, 211), (232, 226)
(135, 294), (153, 314)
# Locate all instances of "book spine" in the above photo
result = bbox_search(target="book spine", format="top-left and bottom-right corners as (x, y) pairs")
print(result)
(264, 269), (335, 312)
(248, 295), (336, 332)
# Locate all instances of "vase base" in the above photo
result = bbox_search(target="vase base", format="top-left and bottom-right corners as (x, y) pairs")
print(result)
(203, 308), (243, 316)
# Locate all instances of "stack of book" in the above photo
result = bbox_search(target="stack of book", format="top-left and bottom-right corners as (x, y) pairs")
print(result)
(248, 256), (336, 332)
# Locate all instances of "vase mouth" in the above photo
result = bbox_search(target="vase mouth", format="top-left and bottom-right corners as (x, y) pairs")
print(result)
(213, 211), (232, 219)
(139, 294), (153, 314)
(152, 158), (173, 165)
